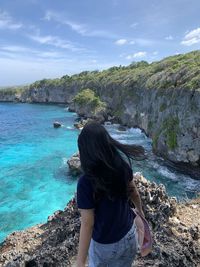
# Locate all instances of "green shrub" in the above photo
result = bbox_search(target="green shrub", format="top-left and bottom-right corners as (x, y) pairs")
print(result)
(163, 117), (179, 150)
(73, 88), (106, 111)
(159, 103), (167, 112)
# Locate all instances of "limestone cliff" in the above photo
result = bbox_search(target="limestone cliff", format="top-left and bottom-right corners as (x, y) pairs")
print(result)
(0, 51), (200, 177)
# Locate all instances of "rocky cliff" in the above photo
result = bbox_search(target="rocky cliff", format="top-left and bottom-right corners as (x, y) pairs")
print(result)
(0, 51), (200, 177)
(0, 174), (199, 267)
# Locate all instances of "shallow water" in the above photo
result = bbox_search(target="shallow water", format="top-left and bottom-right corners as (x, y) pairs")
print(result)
(0, 103), (199, 242)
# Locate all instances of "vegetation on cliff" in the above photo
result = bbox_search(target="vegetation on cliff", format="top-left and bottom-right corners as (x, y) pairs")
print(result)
(1, 50), (200, 96)
(0, 86), (26, 96)
(73, 88), (106, 112)
(153, 117), (180, 150)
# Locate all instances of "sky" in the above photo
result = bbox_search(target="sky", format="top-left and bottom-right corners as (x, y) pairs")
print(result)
(0, 0), (200, 86)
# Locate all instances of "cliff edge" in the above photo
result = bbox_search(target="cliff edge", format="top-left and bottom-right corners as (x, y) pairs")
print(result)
(0, 174), (199, 267)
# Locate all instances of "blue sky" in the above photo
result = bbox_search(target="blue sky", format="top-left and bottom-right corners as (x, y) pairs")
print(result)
(0, 0), (200, 86)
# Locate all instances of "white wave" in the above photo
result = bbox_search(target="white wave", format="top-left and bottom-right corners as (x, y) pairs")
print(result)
(151, 161), (200, 191)
(158, 167), (178, 181)
(128, 127), (142, 134)
(109, 133), (121, 139)
(62, 157), (68, 165)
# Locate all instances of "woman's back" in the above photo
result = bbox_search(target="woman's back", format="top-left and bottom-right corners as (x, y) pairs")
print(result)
(77, 174), (136, 244)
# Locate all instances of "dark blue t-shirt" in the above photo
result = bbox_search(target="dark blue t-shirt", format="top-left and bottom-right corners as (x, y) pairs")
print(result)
(77, 174), (136, 244)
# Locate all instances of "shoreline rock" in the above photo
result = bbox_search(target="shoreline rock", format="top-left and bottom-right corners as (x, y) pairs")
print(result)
(67, 153), (82, 176)
(0, 174), (199, 267)
(53, 121), (62, 128)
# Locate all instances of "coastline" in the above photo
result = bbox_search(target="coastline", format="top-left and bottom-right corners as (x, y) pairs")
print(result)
(0, 103), (199, 266)
(2, 62), (200, 171)
(0, 89), (200, 267)
(1, 100), (199, 180)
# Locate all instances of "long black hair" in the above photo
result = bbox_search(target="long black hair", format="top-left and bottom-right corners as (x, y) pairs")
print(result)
(78, 121), (145, 199)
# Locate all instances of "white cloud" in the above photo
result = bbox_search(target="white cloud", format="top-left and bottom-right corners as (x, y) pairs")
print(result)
(130, 22), (138, 28)
(0, 10), (22, 30)
(28, 32), (83, 51)
(153, 51), (158, 55)
(181, 27), (200, 46)
(165, 35), (173, 40)
(1, 45), (31, 53)
(115, 38), (154, 46)
(44, 11), (117, 39)
(126, 51), (147, 60)
(126, 55), (132, 60)
(0, 44), (69, 60)
(45, 11), (87, 35)
(115, 39), (128, 45)
(133, 51), (147, 58)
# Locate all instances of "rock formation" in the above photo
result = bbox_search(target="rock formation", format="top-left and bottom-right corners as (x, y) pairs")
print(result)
(0, 174), (199, 267)
(67, 153), (82, 176)
(53, 122), (62, 128)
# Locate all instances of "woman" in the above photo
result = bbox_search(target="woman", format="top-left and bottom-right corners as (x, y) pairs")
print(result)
(76, 121), (145, 267)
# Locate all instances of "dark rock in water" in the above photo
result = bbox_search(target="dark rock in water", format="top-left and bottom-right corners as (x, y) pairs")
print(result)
(68, 107), (75, 112)
(53, 122), (62, 128)
(165, 160), (200, 180)
(74, 122), (83, 129)
(107, 115), (121, 124)
(118, 125), (127, 131)
(74, 117), (82, 122)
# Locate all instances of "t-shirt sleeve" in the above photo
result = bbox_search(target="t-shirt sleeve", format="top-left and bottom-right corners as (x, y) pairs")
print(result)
(77, 175), (95, 209)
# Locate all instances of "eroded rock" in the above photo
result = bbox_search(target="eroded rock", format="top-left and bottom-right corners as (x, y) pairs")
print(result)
(0, 175), (199, 267)
(67, 153), (82, 176)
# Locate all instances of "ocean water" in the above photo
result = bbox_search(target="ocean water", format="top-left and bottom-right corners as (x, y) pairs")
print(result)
(0, 103), (79, 242)
(0, 103), (200, 243)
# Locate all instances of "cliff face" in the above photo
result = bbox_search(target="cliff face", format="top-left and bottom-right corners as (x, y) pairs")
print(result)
(0, 51), (200, 176)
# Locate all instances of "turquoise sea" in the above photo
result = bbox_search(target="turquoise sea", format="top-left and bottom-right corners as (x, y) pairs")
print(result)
(0, 103), (200, 242)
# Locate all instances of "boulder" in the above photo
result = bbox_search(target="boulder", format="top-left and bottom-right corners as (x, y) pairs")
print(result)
(67, 153), (82, 176)
(53, 121), (62, 128)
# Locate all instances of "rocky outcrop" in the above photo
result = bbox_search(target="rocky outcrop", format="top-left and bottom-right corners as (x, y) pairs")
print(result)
(53, 121), (62, 128)
(68, 89), (107, 123)
(67, 153), (82, 176)
(0, 51), (200, 177)
(73, 118), (94, 129)
(0, 174), (199, 267)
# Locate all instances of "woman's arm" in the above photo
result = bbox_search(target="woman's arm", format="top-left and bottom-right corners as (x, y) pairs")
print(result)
(77, 209), (94, 267)
(129, 178), (145, 218)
